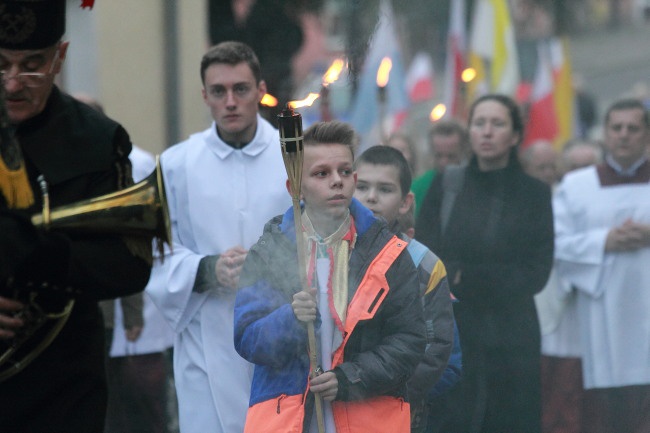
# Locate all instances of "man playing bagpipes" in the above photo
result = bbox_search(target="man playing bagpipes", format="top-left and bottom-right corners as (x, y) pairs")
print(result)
(0, 1), (152, 431)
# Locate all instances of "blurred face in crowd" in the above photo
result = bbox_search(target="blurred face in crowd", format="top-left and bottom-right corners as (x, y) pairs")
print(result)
(604, 107), (648, 169)
(431, 133), (464, 171)
(202, 61), (266, 145)
(0, 42), (67, 125)
(386, 135), (414, 170)
(563, 144), (600, 173)
(354, 162), (412, 226)
(523, 142), (558, 186)
(469, 99), (520, 171)
(299, 143), (356, 237)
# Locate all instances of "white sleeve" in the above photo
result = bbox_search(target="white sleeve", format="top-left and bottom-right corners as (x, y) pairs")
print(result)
(144, 149), (209, 333)
(553, 180), (608, 297)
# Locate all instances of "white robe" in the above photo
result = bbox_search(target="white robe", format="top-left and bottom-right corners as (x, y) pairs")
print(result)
(535, 267), (582, 358)
(554, 166), (650, 389)
(146, 116), (292, 433)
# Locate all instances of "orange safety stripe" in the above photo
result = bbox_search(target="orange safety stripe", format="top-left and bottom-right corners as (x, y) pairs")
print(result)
(244, 393), (305, 433)
(332, 235), (407, 368)
(333, 396), (411, 433)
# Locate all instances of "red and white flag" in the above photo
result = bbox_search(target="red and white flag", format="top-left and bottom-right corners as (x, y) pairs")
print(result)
(522, 41), (558, 148)
(406, 51), (436, 103)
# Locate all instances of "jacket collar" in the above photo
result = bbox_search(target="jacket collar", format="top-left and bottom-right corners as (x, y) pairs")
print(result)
(279, 198), (377, 240)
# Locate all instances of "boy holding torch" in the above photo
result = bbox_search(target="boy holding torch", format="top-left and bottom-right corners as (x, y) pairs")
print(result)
(234, 120), (425, 433)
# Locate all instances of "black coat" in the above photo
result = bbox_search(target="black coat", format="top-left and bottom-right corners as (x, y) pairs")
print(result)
(415, 155), (554, 432)
(0, 87), (151, 433)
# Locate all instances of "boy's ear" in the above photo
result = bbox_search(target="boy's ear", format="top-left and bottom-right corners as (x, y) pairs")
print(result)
(286, 179), (303, 200)
(398, 191), (415, 215)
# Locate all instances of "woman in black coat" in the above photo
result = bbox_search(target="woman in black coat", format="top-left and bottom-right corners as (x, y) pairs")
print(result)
(415, 94), (554, 433)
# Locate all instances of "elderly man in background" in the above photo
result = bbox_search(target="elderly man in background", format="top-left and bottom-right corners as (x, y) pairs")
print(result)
(554, 98), (650, 433)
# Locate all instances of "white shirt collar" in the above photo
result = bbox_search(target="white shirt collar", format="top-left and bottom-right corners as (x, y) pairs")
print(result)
(205, 114), (276, 159)
(605, 154), (648, 177)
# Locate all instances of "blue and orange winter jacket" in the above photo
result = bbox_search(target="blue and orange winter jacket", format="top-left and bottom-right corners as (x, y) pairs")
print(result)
(234, 199), (426, 433)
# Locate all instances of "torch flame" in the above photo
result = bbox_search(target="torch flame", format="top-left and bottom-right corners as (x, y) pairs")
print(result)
(288, 93), (320, 109)
(430, 103), (447, 122)
(376, 57), (392, 88)
(461, 67), (477, 83)
(261, 93), (278, 107)
(322, 58), (345, 87)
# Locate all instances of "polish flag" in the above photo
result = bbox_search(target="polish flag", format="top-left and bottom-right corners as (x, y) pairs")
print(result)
(522, 41), (558, 148)
(406, 51), (436, 103)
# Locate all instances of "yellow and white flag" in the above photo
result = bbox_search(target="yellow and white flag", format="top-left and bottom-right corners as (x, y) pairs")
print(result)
(467, 0), (519, 102)
(549, 36), (576, 148)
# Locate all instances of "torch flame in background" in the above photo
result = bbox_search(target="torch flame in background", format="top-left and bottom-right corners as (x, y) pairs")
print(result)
(288, 93), (320, 109)
(430, 103), (447, 122)
(322, 58), (345, 88)
(261, 93), (278, 107)
(461, 67), (477, 83)
(376, 57), (393, 88)
(319, 58), (345, 122)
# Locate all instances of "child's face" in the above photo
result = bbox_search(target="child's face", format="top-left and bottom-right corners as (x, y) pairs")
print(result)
(354, 162), (410, 225)
(301, 143), (356, 232)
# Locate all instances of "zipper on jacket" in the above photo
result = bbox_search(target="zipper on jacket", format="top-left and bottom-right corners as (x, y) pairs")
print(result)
(367, 288), (385, 313)
(276, 394), (288, 414)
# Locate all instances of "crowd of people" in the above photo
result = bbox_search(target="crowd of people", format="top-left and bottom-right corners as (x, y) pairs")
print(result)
(1, 1), (649, 433)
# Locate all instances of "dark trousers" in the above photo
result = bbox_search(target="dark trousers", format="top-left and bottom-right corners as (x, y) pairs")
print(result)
(540, 355), (584, 433)
(104, 352), (169, 433)
(435, 345), (541, 433)
(582, 384), (650, 433)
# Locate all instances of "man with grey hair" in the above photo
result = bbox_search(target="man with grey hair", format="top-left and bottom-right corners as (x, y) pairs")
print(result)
(0, 1), (151, 431)
(520, 140), (560, 186)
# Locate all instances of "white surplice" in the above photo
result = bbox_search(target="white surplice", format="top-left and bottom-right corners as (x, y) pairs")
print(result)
(553, 166), (650, 389)
(146, 116), (291, 433)
(535, 267), (582, 358)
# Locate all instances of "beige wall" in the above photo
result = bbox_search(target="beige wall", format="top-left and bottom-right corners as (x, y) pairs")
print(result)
(177, 2), (213, 142)
(65, 2), (211, 156)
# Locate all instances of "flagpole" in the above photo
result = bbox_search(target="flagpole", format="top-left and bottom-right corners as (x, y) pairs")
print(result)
(277, 105), (326, 433)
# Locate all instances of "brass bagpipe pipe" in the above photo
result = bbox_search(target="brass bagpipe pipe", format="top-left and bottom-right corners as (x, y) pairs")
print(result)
(30, 155), (172, 256)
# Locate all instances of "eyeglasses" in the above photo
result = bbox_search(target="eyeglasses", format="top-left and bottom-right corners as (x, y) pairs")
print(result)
(0, 48), (60, 88)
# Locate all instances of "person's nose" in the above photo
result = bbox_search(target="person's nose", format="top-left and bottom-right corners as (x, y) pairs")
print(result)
(2, 69), (25, 93)
(366, 187), (378, 202)
(481, 123), (494, 136)
(619, 126), (632, 140)
(225, 90), (237, 108)
(331, 172), (343, 188)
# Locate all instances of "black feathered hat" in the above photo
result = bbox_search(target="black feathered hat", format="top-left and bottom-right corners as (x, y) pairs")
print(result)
(0, 0), (94, 50)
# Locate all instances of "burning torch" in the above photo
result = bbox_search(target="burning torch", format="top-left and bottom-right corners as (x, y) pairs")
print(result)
(277, 96), (325, 433)
(376, 56), (392, 144)
(320, 58), (345, 122)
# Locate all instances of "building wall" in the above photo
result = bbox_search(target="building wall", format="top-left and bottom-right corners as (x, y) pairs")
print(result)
(64, 1), (210, 156)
